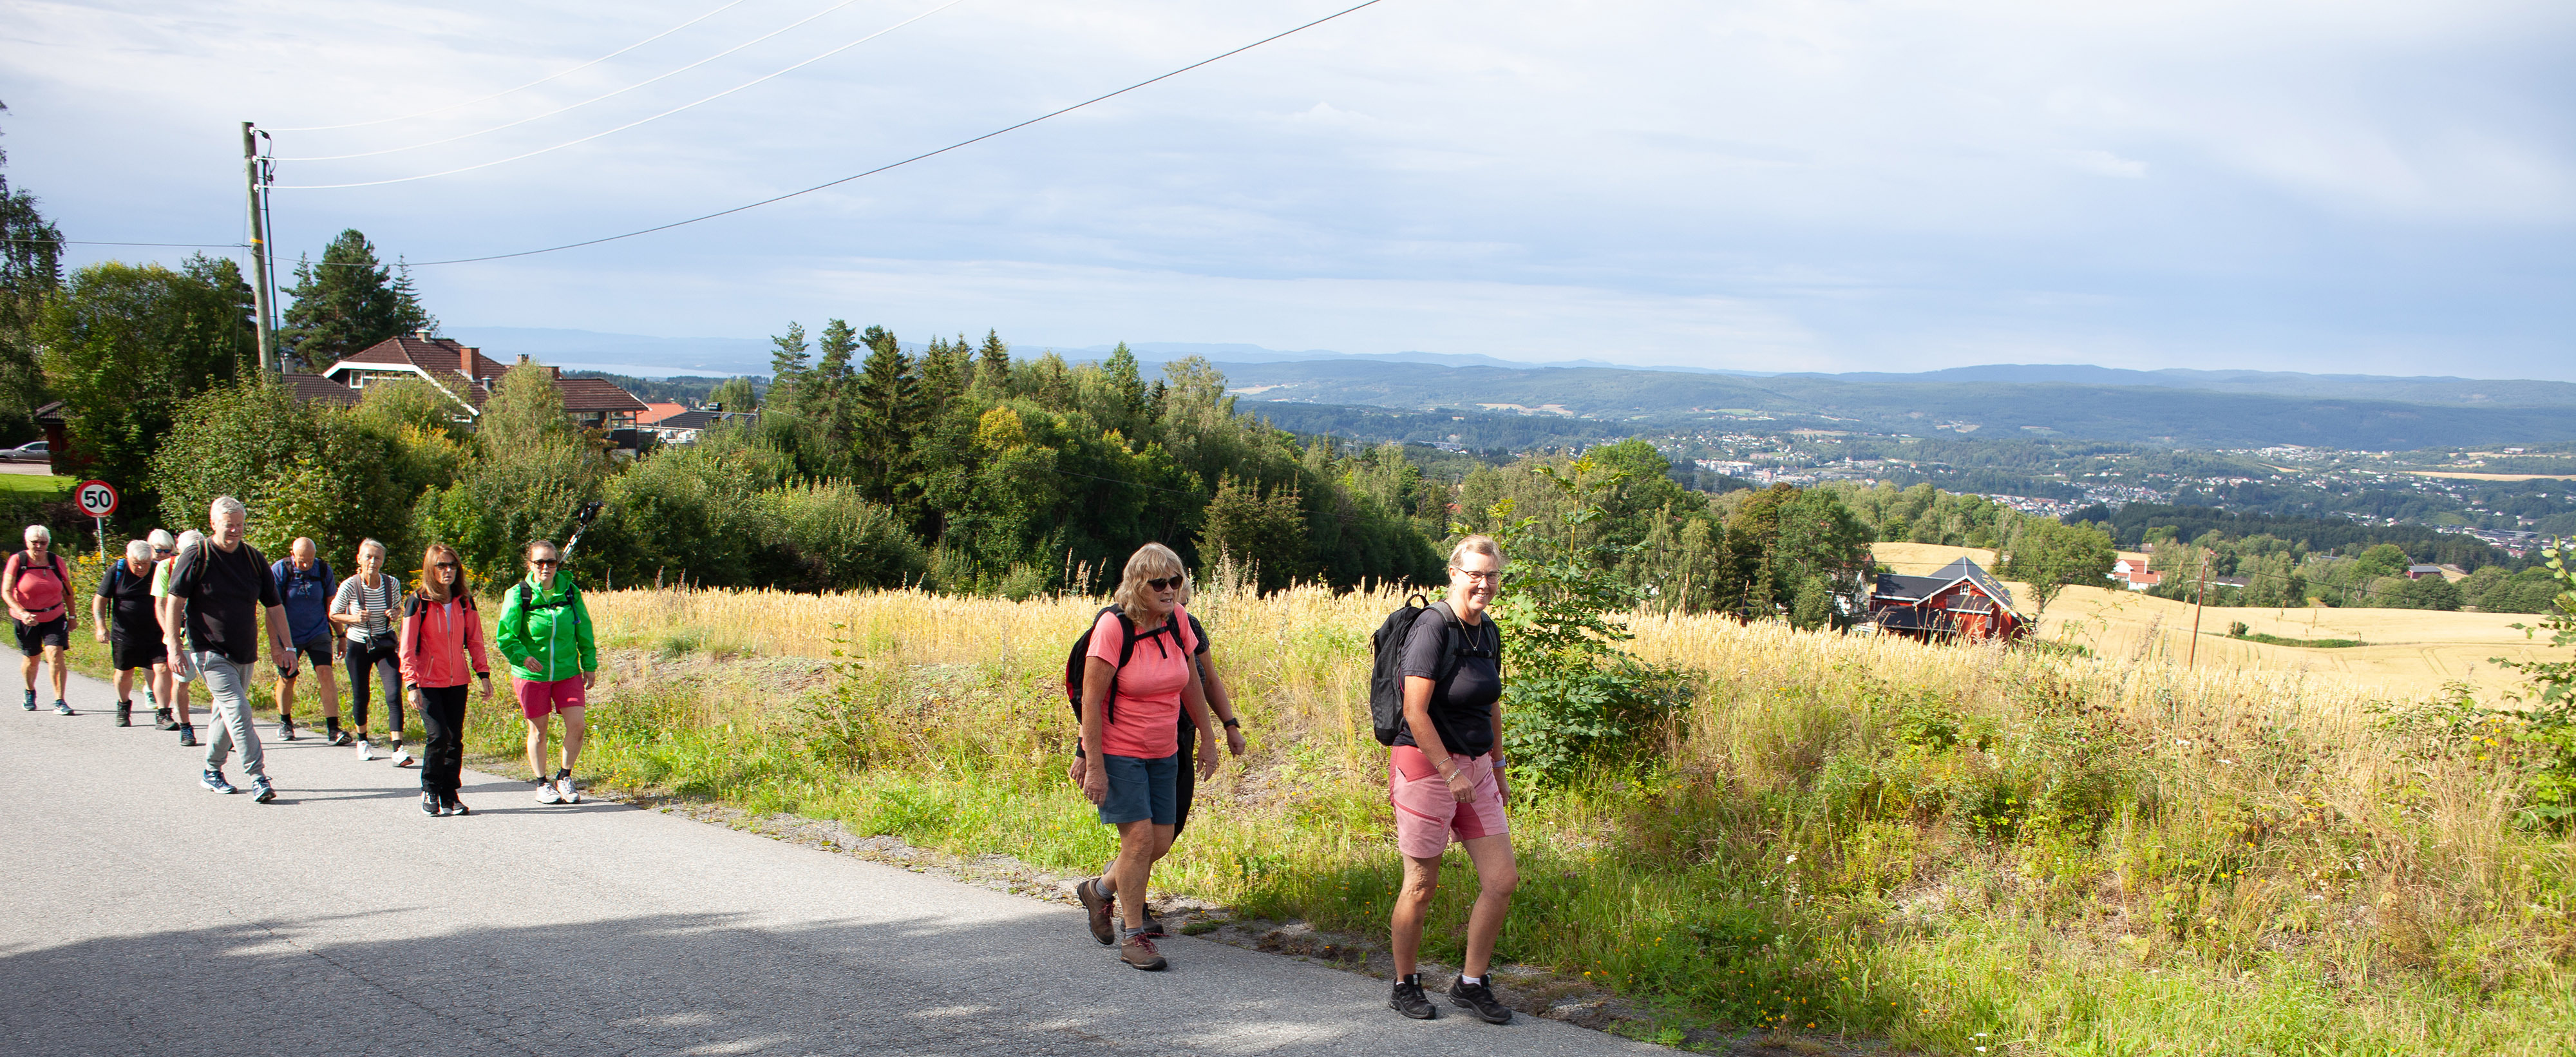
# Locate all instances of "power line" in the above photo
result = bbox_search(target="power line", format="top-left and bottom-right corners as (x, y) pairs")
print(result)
(401, 0), (1391, 265)
(274, 0), (915, 167)
(6, 238), (245, 248)
(269, 0), (756, 133)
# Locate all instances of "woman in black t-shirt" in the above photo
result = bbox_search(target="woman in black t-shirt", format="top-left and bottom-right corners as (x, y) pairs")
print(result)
(1385, 535), (1519, 1025)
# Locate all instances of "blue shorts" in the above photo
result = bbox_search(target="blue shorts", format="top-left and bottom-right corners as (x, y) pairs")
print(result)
(1099, 752), (1179, 826)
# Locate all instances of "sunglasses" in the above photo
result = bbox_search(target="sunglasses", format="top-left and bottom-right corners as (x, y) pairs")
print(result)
(434, 562), (460, 570)
(1145, 576), (1183, 591)
(531, 559), (560, 567)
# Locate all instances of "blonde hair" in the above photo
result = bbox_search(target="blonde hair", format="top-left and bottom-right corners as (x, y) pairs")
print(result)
(1112, 543), (1187, 624)
(1448, 534), (1505, 569)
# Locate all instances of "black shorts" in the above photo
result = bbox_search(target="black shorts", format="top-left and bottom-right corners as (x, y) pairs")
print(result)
(276, 634), (335, 678)
(15, 616), (66, 656)
(111, 633), (167, 672)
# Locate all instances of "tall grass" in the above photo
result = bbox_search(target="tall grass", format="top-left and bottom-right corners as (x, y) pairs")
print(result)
(468, 581), (2576, 1054)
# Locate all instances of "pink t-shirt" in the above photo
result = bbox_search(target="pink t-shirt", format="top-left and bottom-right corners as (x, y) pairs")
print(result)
(1086, 606), (1198, 759)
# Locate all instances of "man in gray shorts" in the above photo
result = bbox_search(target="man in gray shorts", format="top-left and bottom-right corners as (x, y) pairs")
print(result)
(269, 537), (345, 744)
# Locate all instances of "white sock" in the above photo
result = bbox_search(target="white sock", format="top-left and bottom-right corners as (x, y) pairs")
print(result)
(1460, 975), (1482, 986)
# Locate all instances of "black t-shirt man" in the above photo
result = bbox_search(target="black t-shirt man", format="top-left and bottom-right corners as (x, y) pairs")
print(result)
(97, 558), (160, 639)
(1394, 604), (1502, 759)
(167, 540), (282, 665)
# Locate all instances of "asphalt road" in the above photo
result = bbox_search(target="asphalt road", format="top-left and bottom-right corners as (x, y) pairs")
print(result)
(1, 672), (1656, 1056)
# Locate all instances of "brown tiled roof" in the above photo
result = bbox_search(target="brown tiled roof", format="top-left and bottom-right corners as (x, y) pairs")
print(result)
(555, 378), (649, 414)
(333, 335), (511, 381)
(281, 372), (360, 406)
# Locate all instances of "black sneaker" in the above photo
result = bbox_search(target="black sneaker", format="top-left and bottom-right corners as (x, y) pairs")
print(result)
(1390, 978), (1437, 1020)
(178, 725), (198, 747)
(115, 703), (132, 727)
(422, 792), (444, 817)
(1448, 977), (1513, 1024)
(444, 795), (470, 817)
(154, 707), (175, 730)
(326, 730), (352, 747)
(278, 716), (297, 741)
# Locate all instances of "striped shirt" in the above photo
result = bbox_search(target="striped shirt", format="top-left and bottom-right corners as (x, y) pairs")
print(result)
(331, 573), (402, 642)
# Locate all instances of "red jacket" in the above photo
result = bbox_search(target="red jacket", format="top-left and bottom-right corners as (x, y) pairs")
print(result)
(399, 594), (489, 689)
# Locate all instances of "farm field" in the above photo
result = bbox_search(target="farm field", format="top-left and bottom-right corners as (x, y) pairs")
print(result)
(1874, 542), (2556, 700)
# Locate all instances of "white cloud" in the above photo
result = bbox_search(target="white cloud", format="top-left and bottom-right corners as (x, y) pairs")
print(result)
(7, 0), (2571, 377)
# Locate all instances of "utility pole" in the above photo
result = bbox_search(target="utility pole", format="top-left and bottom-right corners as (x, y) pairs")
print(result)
(2187, 550), (2211, 667)
(242, 122), (277, 374)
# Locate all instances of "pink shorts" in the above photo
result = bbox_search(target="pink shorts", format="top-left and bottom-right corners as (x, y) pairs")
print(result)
(1388, 745), (1508, 859)
(515, 674), (587, 719)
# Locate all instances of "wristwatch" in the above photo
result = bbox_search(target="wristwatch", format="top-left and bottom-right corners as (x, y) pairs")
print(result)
(1221, 718), (1240, 728)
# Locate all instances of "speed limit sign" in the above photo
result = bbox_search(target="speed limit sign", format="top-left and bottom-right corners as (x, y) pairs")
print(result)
(77, 480), (118, 517)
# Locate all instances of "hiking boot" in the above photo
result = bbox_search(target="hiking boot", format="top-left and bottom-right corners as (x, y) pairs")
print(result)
(52, 699), (71, 716)
(535, 777), (562, 805)
(1119, 934), (1167, 971)
(153, 707), (175, 730)
(178, 725), (198, 747)
(422, 792), (444, 817)
(1448, 977), (1513, 1024)
(115, 702), (132, 727)
(251, 777), (277, 804)
(202, 770), (236, 794)
(554, 770), (580, 804)
(1390, 978), (1437, 1020)
(1075, 879), (1117, 946)
(1141, 913), (1169, 938)
(278, 715), (297, 741)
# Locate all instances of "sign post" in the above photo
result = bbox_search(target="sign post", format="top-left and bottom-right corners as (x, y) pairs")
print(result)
(76, 480), (118, 558)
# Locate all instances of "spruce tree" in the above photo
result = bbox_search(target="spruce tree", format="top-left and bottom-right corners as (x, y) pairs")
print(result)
(276, 229), (434, 372)
(853, 326), (920, 504)
(768, 322), (811, 414)
(974, 330), (1011, 395)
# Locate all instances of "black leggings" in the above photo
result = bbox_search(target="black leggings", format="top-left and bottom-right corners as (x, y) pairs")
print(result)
(417, 684), (468, 797)
(344, 637), (402, 736)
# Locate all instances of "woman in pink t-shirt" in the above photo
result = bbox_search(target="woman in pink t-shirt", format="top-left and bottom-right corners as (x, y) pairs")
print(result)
(1072, 542), (1220, 971)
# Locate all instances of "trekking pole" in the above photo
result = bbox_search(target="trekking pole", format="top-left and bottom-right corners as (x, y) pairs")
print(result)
(560, 501), (605, 560)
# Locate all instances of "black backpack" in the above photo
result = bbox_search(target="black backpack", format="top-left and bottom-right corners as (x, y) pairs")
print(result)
(1063, 605), (1188, 728)
(1368, 595), (1493, 746)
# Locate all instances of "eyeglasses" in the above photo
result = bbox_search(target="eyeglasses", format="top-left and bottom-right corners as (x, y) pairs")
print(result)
(1145, 576), (1183, 591)
(1450, 567), (1501, 582)
(531, 559), (559, 567)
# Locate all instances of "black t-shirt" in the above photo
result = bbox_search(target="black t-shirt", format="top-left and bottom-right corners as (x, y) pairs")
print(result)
(1172, 613), (1212, 734)
(96, 558), (160, 638)
(1394, 604), (1502, 759)
(167, 540), (281, 664)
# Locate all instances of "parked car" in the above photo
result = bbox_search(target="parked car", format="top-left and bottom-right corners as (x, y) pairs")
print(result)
(0, 441), (48, 464)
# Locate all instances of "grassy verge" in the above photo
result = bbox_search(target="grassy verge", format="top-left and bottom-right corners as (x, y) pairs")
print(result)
(2230, 631), (2368, 649)
(58, 580), (2576, 1052)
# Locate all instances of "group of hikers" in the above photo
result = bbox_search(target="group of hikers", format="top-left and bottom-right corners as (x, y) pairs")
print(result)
(1067, 537), (1521, 1024)
(8, 497), (600, 816)
(15, 500), (1522, 1021)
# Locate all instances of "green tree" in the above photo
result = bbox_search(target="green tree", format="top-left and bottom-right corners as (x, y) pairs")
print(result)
(35, 256), (253, 512)
(853, 325), (920, 504)
(414, 364), (607, 581)
(147, 379), (425, 563)
(276, 229), (434, 372)
(767, 322), (811, 414)
(2353, 543), (2411, 581)
(1197, 473), (1309, 591)
(708, 376), (759, 412)
(2002, 519), (2117, 619)
(0, 107), (64, 439)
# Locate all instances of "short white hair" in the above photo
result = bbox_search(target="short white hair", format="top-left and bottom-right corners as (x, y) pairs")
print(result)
(125, 539), (153, 564)
(21, 524), (48, 544)
(148, 529), (174, 549)
(209, 495), (247, 523)
(357, 538), (386, 560)
(175, 530), (205, 551)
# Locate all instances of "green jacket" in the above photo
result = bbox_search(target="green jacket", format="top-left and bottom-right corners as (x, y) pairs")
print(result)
(497, 573), (596, 682)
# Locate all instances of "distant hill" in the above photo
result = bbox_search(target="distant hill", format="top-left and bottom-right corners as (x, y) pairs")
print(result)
(1788, 365), (2576, 408)
(1212, 360), (2576, 450)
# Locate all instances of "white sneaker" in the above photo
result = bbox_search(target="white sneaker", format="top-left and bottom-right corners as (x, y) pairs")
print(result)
(557, 773), (580, 804)
(392, 748), (415, 768)
(354, 738), (374, 761)
(535, 778), (562, 805)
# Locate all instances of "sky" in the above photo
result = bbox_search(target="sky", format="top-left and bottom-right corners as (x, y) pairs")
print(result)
(8, 0), (2573, 378)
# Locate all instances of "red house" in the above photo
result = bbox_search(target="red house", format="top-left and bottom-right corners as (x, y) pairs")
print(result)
(1868, 558), (2027, 641)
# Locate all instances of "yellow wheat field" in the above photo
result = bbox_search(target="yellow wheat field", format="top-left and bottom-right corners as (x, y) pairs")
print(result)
(1876, 542), (2554, 699)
